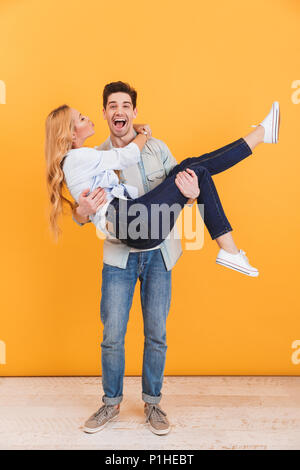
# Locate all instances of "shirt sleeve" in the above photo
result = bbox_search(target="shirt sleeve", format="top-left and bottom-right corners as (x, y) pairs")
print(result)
(65, 142), (141, 186)
(71, 212), (91, 227)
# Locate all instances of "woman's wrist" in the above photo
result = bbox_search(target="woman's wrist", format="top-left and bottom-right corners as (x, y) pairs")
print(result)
(74, 204), (89, 223)
(133, 132), (148, 151)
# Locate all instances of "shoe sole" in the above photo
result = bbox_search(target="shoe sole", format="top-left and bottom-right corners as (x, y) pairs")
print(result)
(147, 422), (171, 435)
(216, 259), (259, 277)
(83, 414), (119, 434)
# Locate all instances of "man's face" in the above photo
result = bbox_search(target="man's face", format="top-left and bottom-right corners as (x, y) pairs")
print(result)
(103, 92), (137, 137)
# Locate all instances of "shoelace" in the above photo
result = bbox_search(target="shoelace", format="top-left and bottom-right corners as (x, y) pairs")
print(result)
(145, 405), (167, 424)
(240, 250), (249, 264)
(94, 404), (116, 422)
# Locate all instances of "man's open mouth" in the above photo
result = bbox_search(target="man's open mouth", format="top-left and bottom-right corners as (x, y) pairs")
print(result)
(113, 119), (127, 130)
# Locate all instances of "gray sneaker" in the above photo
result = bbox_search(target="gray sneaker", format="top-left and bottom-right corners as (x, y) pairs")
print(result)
(144, 403), (171, 435)
(83, 405), (119, 433)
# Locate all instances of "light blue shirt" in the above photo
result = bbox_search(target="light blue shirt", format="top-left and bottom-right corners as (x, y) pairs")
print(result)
(62, 141), (141, 233)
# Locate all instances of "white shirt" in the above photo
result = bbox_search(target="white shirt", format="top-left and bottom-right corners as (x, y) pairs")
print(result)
(62, 142), (141, 234)
(95, 137), (164, 253)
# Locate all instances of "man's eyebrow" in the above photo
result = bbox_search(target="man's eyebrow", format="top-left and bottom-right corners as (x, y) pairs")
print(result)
(108, 101), (132, 105)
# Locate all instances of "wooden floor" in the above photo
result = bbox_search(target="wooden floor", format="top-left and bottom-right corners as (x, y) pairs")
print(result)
(0, 376), (299, 450)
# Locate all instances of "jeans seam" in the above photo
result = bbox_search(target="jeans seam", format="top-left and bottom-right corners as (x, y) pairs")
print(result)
(240, 138), (252, 154)
(203, 170), (231, 235)
(212, 227), (232, 239)
(190, 138), (250, 165)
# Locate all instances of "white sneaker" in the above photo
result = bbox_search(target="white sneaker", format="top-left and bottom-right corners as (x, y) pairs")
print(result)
(251, 101), (280, 143)
(216, 249), (259, 277)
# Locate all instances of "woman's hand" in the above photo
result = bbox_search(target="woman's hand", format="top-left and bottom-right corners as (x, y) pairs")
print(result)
(175, 168), (200, 201)
(74, 187), (107, 223)
(133, 123), (152, 138)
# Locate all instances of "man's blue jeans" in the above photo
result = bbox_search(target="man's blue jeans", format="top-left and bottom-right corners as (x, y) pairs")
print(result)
(100, 249), (171, 406)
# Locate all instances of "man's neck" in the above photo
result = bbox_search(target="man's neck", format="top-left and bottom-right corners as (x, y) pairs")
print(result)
(110, 128), (137, 148)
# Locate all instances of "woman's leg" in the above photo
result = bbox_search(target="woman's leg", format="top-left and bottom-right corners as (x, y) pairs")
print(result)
(178, 129), (264, 254)
(215, 232), (239, 254)
(243, 125), (265, 151)
(167, 127), (264, 179)
(181, 128), (264, 254)
(107, 165), (234, 250)
(106, 129), (266, 249)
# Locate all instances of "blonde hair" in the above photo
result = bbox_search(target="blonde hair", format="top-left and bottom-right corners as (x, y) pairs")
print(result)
(45, 105), (75, 239)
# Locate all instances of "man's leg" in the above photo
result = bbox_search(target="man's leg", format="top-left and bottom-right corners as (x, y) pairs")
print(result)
(139, 250), (172, 434)
(83, 255), (140, 433)
(100, 255), (139, 405)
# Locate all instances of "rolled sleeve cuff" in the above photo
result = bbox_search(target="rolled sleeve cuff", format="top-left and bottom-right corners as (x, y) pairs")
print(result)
(72, 213), (91, 226)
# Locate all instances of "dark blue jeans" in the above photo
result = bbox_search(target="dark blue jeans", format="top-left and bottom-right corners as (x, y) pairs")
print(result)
(106, 138), (252, 249)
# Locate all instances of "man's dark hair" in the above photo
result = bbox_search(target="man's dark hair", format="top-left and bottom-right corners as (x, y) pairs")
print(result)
(103, 81), (137, 109)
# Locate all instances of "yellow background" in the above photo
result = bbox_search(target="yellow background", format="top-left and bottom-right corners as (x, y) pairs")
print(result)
(0, 0), (300, 376)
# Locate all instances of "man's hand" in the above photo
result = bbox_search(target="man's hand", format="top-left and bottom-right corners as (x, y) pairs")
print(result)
(175, 168), (200, 205)
(133, 123), (152, 138)
(73, 187), (107, 224)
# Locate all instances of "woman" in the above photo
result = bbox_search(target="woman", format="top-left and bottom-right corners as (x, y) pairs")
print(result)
(45, 102), (280, 277)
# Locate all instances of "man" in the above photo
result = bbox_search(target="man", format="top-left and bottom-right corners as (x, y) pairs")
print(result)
(73, 81), (200, 435)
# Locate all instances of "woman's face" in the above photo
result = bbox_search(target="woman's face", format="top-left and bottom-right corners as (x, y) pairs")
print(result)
(71, 108), (95, 146)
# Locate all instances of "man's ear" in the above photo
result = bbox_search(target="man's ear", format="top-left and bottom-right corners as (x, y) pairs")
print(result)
(102, 107), (107, 120)
(133, 107), (137, 119)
